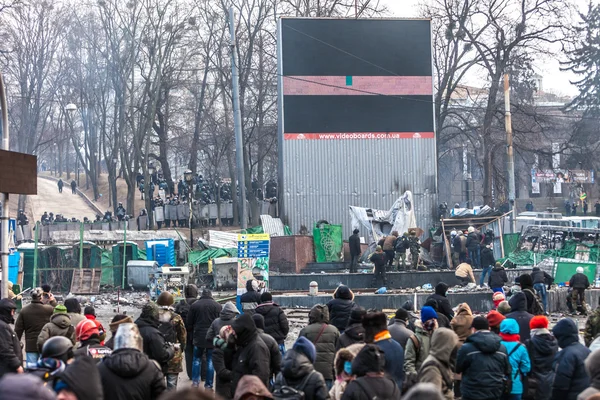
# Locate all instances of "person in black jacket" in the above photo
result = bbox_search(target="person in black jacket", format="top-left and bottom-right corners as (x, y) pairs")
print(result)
(252, 313), (282, 381)
(135, 302), (174, 373)
(98, 323), (166, 400)
(524, 315), (558, 400)
(426, 282), (454, 320)
(0, 299), (22, 378)
(175, 283), (198, 379)
(479, 244), (495, 286)
(551, 318), (591, 400)
(225, 314), (270, 391)
(212, 326), (234, 400)
(569, 267), (590, 315)
(188, 288), (222, 388)
(531, 266), (553, 313)
(349, 229), (362, 273)
(240, 279), (262, 315)
(519, 273), (541, 315)
(206, 301), (240, 345)
(465, 227), (481, 268)
(273, 336), (329, 400)
(255, 292), (289, 354)
(54, 354), (103, 400)
(338, 308), (366, 349)
(489, 262), (509, 293)
(456, 316), (510, 400)
(506, 292), (534, 343)
(341, 344), (401, 400)
(327, 285), (358, 333)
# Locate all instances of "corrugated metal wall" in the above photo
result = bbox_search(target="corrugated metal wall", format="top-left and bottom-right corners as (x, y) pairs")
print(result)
(281, 138), (438, 237)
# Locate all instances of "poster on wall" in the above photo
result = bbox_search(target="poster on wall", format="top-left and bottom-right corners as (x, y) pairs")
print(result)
(236, 234), (270, 303)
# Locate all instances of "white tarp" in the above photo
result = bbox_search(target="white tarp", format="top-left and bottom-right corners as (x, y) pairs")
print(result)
(349, 191), (418, 243)
(209, 230), (239, 249)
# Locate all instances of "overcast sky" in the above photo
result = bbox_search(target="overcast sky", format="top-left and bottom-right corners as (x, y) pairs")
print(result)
(381, 0), (590, 96)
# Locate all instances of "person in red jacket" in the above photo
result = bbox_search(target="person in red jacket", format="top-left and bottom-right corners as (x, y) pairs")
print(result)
(84, 306), (106, 344)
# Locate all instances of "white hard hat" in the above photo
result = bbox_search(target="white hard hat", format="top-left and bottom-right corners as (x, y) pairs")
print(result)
(451, 230), (457, 236)
(577, 267), (584, 274)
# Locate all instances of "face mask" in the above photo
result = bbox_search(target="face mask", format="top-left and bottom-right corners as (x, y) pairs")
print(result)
(344, 361), (352, 375)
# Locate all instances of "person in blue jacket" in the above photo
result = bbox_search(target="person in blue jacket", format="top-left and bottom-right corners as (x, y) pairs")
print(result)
(499, 319), (531, 400)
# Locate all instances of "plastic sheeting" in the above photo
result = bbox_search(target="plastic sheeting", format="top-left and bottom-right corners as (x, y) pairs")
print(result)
(188, 248), (237, 264)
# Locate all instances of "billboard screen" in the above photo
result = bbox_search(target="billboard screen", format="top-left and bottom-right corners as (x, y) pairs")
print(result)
(277, 18), (437, 236)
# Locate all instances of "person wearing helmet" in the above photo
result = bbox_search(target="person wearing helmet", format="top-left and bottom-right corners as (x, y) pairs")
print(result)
(570, 266), (591, 315)
(0, 299), (22, 378)
(73, 319), (112, 363)
(116, 202), (127, 221)
(27, 336), (74, 386)
(97, 323), (166, 400)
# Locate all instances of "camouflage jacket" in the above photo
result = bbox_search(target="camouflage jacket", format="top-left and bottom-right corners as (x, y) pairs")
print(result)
(158, 308), (187, 373)
(408, 237), (420, 253)
(585, 307), (600, 347)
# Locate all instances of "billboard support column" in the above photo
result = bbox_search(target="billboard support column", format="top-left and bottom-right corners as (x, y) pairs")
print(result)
(229, 7), (247, 229)
(505, 74), (516, 233)
(0, 71), (9, 299)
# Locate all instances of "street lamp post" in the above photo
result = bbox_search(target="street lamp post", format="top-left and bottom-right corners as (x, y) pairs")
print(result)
(184, 170), (194, 249)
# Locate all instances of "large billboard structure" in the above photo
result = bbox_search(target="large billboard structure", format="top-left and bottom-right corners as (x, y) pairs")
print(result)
(277, 18), (438, 237)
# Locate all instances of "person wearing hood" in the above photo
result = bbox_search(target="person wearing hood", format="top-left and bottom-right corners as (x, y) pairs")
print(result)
(98, 323), (166, 400)
(207, 301), (240, 345)
(64, 298), (85, 329)
(341, 344), (401, 400)
(499, 318), (531, 400)
(480, 244), (496, 287)
(273, 336), (329, 400)
(551, 318), (591, 400)
(362, 311), (404, 388)
(54, 354), (103, 400)
(330, 343), (364, 400)
(225, 314), (270, 391)
(212, 325), (235, 399)
(506, 292), (534, 342)
(255, 292), (289, 353)
(0, 374), (56, 400)
(0, 299), (23, 377)
(417, 328), (459, 400)
(37, 305), (76, 352)
(73, 319), (112, 363)
(519, 274), (543, 316)
(451, 303), (473, 398)
(252, 313), (282, 380)
(188, 288), (221, 388)
(156, 292), (187, 389)
(327, 285), (359, 333)
(456, 316), (510, 400)
(234, 375), (274, 400)
(240, 279), (262, 315)
(524, 316), (558, 400)
(405, 306), (438, 377)
(83, 306), (106, 343)
(15, 287), (55, 365)
(424, 299), (451, 329)
(531, 266), (553, 313)
(489, 262), (509, 294)
(299, 304), (340, 388)
(176, 283), (198, 380)
(570, 267), (591, 315)
(426, 283), (454, 320)
(486, 310), (506, 334)
(578, 348), (600, 400)
(388, 308), (413, 349)
(105, 314), (133, 350)
(135, 302), (175, 374)
(337, 307), (365, 349)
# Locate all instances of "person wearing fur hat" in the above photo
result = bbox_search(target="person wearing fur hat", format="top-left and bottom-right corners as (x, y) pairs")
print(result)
(388, 308), (413, 349)
(273, 336), (329, 400)
(524, 316), (557, 400)
(252, 313), (282, 382)
(299, 304), (340, 388)
(341, 344), (401, 400)
(338, 308), (366, 349)
(327, 285), (358, 333)
(15, 287), (54, 365)
(105, 314), (134, 350)
(37, 305), (76, 352)
(0, 299), (22, 377)
(363, 311), (404, 388)
(330, 343), (364, 400)
(499, 319), (531, 399)
(493, 291), (506, 309)
(157, 291), (187, 389)
(255, 292), (289, 354)
(486, 310), (505, 334)
(489, 262), (509, 294)
(417, 328), (459, 400)
(73, 319), (112, 363)
(405, 306), (438, 378)
(135, 302), (174, 374)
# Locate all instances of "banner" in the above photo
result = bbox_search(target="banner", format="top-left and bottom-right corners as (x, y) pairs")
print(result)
(531, 169), (595, 184)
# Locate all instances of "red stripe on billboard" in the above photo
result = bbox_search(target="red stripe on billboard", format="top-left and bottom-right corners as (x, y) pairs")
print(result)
(283, 76), (432, 96)
(283, 132), (435, 140)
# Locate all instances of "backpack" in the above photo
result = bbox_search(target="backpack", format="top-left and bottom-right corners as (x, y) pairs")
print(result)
(523, 288), (545, 315)
(273, 371), (315, 400)
(158, 316), (177, 344)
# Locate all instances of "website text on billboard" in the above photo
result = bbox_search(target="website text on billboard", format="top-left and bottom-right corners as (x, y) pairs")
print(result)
(283, 132), (435, 140)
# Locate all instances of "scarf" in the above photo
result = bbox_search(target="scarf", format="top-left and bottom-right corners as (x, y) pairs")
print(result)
(499, 332), (520, 342)
(374, 330), (392, 342)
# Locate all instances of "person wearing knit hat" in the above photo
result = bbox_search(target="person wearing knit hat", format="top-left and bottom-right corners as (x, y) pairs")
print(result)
(530, 315), (549, 331)
(497, 300), (512, 315)
(524, 313), (557, 400)
(135, 302), (175, 376)
(492, 291), (505, 309)
(105, 314), (134, 350)
(486, 310), (505, 334)
(293, 336), (316, 364)
(388, 308), (413, 349)
(471, 316), (489, 331)
(499, 319), (531, 398)
(404, 307), (438, 382)
(338, 307), (365, 348)
(255, 291), (289, 355)
(73, 319), (112, 363)
(64, 298), (85, 328)
(37, 305), (76, 352)
(361, 312), (404, 388)
(420, 306), (438, 324)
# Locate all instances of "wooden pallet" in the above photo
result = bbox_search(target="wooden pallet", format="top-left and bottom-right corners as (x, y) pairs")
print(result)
(71, 269), (101, 294)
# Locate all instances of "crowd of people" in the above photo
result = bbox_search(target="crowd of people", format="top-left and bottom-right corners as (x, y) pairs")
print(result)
(0, 276), (600, 400)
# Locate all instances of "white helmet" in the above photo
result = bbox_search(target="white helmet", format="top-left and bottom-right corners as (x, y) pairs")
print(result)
(576, 267), (584, 274)
(450, 230), (457, 236)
